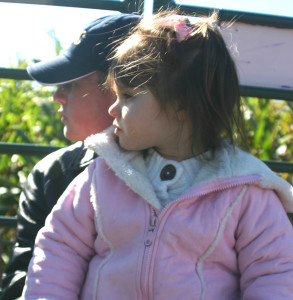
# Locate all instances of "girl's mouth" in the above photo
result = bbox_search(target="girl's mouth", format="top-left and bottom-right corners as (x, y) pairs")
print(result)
(114, 127), (119, 135)
(114, 126), (121, 135)
(113, 123), (121, 135)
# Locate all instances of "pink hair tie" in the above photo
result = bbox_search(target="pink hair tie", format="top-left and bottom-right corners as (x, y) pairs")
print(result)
(161, 16), (192, 42)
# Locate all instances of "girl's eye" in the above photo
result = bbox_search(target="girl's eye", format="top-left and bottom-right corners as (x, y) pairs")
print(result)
(123, 93), (133, 100)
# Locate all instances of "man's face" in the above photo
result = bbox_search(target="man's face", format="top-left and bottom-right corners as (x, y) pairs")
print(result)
(53, 71), (115, 141)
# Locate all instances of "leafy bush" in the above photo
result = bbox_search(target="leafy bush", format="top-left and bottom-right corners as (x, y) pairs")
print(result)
(243, 97), (293, 164)
(0, 63), (69, 212)
(0, 60), (70, 269)
(242, 97), (293, 223)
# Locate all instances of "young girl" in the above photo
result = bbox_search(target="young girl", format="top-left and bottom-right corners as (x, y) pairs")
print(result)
(23, 11), (293, 299)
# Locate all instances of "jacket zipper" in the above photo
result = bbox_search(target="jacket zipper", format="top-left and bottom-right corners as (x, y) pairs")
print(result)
(139, 174), (261, 298)
(140, 207), (158, 299)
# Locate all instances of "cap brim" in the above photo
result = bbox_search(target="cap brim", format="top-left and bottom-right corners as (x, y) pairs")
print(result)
(27, 54), (97, 85)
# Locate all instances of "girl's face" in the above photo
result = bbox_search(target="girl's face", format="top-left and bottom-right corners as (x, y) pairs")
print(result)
(108, 84), (192, 160)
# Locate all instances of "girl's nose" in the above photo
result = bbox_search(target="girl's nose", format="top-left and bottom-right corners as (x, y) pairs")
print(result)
(108, 99), (121, 118)
(53, 86), (67, 104)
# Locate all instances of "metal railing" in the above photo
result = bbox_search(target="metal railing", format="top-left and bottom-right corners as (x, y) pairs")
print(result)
(0, 142), (61, 156)
(1, 67), (293, 101)
(0, 0), (141, 13)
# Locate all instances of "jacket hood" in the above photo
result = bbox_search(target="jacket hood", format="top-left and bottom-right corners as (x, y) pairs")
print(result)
(85, 126), (293, 212)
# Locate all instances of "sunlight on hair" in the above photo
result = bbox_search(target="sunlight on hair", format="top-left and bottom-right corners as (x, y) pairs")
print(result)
(115, 34), (141, 58)
(191, 12), (219, 38)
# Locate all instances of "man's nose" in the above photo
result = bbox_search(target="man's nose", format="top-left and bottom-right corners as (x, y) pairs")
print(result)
(53, 87), (67, 104)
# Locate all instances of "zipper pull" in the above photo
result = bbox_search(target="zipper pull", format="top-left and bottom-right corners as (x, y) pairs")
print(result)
(148, 215), (157, 232)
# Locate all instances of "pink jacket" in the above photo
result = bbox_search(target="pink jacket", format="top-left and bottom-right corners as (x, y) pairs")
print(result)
(23, 128), (293, 299)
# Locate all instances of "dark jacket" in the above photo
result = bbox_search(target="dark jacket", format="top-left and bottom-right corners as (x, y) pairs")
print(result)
(1, 142), (96, 299)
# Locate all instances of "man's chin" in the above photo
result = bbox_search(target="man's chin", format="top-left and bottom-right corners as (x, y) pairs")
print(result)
(63, 128), (78, 142)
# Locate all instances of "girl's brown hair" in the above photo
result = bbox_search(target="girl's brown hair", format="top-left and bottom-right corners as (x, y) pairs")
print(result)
(108, 10), (246, 154)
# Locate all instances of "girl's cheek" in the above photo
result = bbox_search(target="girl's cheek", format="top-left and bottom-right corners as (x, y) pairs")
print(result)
(121, 106), (130, 118)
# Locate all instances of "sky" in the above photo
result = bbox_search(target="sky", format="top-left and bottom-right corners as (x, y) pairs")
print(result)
(0, 0), (293, 68)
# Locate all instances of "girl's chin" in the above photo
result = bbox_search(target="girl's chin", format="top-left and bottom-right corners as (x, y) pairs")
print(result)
(117, 139), (132, 151)
(118, 142), (147, 153)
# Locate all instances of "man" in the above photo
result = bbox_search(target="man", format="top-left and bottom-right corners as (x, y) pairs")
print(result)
(1, 13), (140, 299)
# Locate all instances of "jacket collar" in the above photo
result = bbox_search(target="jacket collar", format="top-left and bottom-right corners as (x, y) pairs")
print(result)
(85, 127), (293, 212)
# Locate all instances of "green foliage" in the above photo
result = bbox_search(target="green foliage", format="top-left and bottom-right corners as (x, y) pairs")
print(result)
(0, 63), (69, 210)
(243, 97), (293, 164)
(242, 97), (293, 223)
(0, 60), (70, 268)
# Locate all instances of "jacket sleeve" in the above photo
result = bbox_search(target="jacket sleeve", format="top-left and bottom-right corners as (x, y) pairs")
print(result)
(236, 186), (293, 299)
(1, 144), (91, 300)
(22, 162), (97, 300)
(1, 164), (53, 300)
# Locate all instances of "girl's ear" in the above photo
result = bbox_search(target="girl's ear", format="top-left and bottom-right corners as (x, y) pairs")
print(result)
(176, 109), (189, 121)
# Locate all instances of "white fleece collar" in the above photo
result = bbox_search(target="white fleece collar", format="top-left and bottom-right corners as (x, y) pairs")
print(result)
(85, 126), (293, 212)
(85, 127), (162, 209)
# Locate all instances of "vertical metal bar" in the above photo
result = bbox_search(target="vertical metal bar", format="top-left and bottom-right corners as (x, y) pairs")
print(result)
(143, 0), (153, 18)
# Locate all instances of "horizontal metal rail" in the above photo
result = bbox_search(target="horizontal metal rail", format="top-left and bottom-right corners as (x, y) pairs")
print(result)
(265, 160), (293, 174)
(240, 86), (293, 102)
(1, 0), (293, 27)
(0, 216), (17, 227)
(153, 0), (293, 29)
(1, 68), (292, 101)
(0, 0), (139, 13)
(0, 67), (30, 80)
(0, 142), (61, 156)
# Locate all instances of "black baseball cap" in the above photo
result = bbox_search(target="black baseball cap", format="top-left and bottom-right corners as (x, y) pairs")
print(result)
(27, 13), (140, 85)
